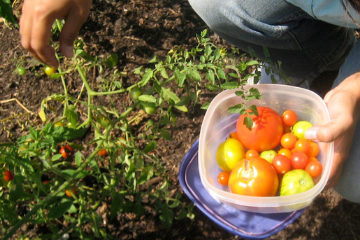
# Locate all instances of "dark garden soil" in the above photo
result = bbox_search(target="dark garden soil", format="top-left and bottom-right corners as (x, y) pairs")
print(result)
(1, 0), (360, 239)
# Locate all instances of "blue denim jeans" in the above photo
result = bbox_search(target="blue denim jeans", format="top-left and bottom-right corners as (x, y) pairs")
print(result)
(189, 0), (360, 202)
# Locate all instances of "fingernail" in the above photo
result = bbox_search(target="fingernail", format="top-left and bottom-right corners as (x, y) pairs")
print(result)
(305, 127), (318, 141)
(63, 46), (73, 58)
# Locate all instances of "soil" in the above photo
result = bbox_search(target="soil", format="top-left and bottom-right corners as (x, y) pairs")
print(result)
(1, 0), (360, 239)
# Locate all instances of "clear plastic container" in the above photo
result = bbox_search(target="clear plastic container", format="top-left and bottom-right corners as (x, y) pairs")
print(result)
(198, 84), (334, 213)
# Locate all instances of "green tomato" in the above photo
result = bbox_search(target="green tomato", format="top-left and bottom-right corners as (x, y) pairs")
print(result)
(16, 67), (26, 76)
(280, 169), (314, 196)
(130, 87), (143, 101)
(66, 122), (76, 129)
(259, 150), (277, 164)
(216, 138), (245, 172)
(143, 103), (157, 115)
(292, 121), (313, 139)
(44, 66), (57, 76)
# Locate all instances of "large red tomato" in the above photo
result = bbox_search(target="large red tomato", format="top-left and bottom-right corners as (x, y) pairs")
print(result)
(236, 106), (284, 152)
(228, 157), (279, 197)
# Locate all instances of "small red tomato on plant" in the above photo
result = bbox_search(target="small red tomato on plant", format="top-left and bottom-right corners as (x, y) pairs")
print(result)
(98, 149), (108, 157)
(65, 186), (78, 197)
(236, 106), (284, 152)
(60, 145), (73, 159)
(217, 171), (230, 186)
(3, 170), (14, 181)
(228, 157), (279, 197)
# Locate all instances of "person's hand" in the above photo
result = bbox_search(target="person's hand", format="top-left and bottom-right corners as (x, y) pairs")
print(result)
(19, 0), (93, 68)
(305, 72), (360, 187)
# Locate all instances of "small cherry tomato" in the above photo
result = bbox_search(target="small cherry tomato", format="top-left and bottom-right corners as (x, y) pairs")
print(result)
(3, 170), (14, 181)
(282, 110), (297, 127)
(143, 103), (157, 115)
(245, 149), (259, 158)
(65, 186), (78, 197)
(217, 171), (230, 186)
(292, 121), (313, 140)
(44, 66), (57, 76)
(278, 148), (292, 158)
(16, 67), (26, 76)
(291, 151), (309, 169)
(294, 139), (310, 154)
(305, 160), (323, 178)
(60, 145), (74, 159)
(280, 133), (297, 149)
(216, 138), (245, 172)
(98, 149), (108, 157)
(43, 180), (51, 185)
(130, 87), (143, 100)
(228, 132), (240, 141)
(272, 155), (292, 175)
(308, 141), (320, 157)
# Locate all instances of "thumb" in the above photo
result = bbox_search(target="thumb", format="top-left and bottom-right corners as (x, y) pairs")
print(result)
(305, 116), (351, 143)
(59, 5), (91, 58)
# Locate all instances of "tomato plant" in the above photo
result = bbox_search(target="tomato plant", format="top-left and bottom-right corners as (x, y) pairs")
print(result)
(280, 133), (297, 149)
(60, 145), (73, 159)
(2, 170), (14, 181)
(98, 149), (108, 157)
(290, 151), (309, 169)
(280, 169), (314, 196)
(272, 155), (291, 175)
(228, 157), (279, 197)
(292, 121), (313, 140)
(217, 171), (230, 186)
(44, 66), (57, 76)
(216, 138), (245, 172)
(305, 160), (323, 178)
(236, 106), (284, 152)
(282, 109), (297, 127)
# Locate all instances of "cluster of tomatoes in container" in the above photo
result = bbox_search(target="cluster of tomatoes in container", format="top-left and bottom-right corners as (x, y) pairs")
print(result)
(216, 106), (323, 197)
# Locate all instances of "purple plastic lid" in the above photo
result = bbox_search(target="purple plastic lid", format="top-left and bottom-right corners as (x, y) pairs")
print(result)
(179, 139), (305, 239)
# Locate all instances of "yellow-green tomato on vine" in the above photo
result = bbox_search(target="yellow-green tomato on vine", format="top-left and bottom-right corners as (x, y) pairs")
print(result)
(44, 66), (57, 76)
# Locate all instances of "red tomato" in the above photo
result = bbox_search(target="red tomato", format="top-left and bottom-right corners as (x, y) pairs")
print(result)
(272, 155), (292, 175)
(280, 133), (297, 149)
(2, 170), (14, 181)
(308, 141), (320, 157)
(291, 151), (309, 169)
(228, 132), (240, 141)
(282, 110), (297, 127)
(228, 157), (279, 197)
(98, 149), (108, 157)
(65, 186), (78, 197)
(305, 160), (323, 178)
(294, 139), (310, 154)
(278, 148), (292, 158)
(245, 149), (259, 158)
(60, 145), (73, 159)
(236, 106), (284, 152)
(217, 171), (230, 186)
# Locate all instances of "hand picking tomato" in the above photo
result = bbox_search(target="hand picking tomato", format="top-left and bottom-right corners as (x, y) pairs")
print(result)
(280, 169), (314, 196)
(216, 138), (245, 172)
(236, 106), (284, 152)
(3, 170), (14, 181)
(228, 157), (279, 197)
(60, 145), (73, 159)
(217, 171), (230, 186)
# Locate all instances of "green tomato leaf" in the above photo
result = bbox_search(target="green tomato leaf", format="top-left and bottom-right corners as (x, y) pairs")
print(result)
(243, 116), (254, 130)
(138, 95), (157, 103)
